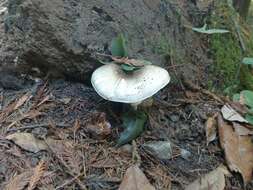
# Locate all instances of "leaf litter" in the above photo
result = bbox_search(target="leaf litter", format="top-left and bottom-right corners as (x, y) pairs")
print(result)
(1, 80), (253, 189)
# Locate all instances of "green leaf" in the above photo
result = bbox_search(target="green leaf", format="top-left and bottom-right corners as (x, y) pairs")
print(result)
(242, 57), (253, 65)
(192, 24), (230, 34)
(111, 34), (128, 57)
(121, 64), (136, 71)
(241, 90), (253, 108)
(245, 114), (253, 125)
(98, 60), (111, 65)
(233, 93), (240, 102)
(117, 110), (147, 147)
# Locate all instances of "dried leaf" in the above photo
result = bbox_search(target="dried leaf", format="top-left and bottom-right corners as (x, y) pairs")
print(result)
(185, 165), (229, 190)
(218, 114), (253, 183)
(14, 94), (31, 110)
(206, 114), (218, 145)
(5, 171), (33, 190)
(6, 133), (48, 153)
(233, 123), (253, 136)
(28, 161), (47, 190)
(221, 104), (248, 123)
(111, 57), (152, 67)
(118, 165), (155, 190)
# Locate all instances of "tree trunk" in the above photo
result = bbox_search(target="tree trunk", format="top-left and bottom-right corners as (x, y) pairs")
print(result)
(233, 0), (251, 19)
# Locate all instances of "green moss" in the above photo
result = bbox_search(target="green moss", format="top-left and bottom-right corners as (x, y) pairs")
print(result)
(209, 1), (253, 92)
(240, 36), (253, 90)
(210, 33), (241, 90)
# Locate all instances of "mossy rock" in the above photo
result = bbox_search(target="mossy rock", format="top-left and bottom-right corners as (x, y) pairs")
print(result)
(209, 0), (253, 92)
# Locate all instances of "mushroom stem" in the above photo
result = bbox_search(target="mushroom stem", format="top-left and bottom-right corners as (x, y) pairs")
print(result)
(130, 101), (142, 110)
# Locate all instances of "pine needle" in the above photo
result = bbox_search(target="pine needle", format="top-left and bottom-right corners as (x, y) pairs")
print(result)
(5, 171), (33, 190)
(27, 161), (47, 190)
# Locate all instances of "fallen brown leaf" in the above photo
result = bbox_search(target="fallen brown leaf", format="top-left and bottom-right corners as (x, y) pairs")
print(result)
(218, 114), (253, 183)
(185, 165), (229, 190)
(6, 132), (48, 153)
(233, 123), (253, 136)
(206, 113), (218, 145)
(111, 57), (150, 67)
(118, 165), (155, 190)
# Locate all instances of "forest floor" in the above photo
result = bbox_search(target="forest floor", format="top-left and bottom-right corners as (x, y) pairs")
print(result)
(1, 0), (253, 190)
(0, 78), (253, 190)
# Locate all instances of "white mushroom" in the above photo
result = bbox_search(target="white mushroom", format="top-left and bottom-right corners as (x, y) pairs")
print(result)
(91, 63), (170, 108)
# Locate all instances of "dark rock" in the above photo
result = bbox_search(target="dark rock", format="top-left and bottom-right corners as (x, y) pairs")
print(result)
(0, 0), (208, 83)
(143, 141), (172, 160)
(0, 68), (25, 89)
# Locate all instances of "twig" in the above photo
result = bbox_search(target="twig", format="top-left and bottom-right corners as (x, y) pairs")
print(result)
(55, 173), (84, 190)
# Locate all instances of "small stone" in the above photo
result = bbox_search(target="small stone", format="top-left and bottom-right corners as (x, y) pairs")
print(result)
(180, 149), (192, 160)
(169, 114), (179, 122)
(143, 141), (172, 160)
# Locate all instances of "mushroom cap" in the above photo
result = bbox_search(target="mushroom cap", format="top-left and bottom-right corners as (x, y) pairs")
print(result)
(91, 63), (170, 103)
